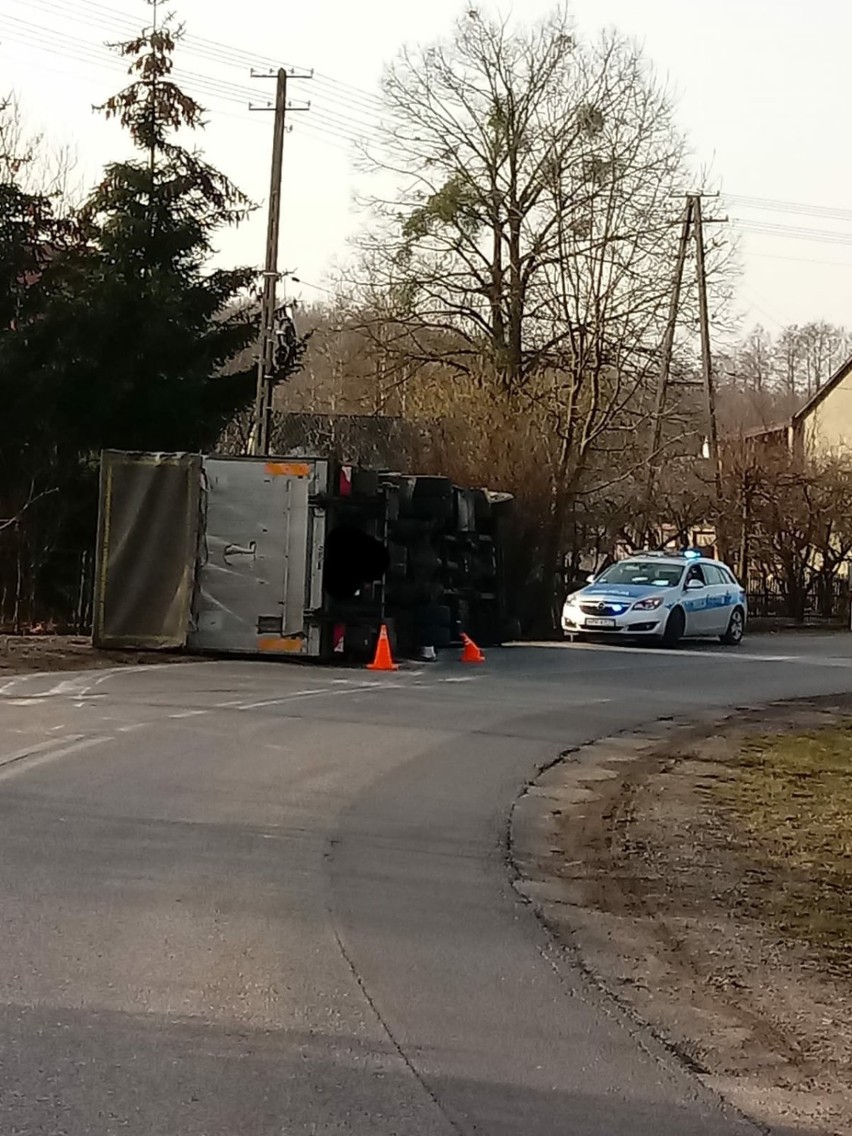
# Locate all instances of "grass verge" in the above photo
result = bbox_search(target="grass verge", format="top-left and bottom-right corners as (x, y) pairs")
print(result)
(714, 724), (852, 977)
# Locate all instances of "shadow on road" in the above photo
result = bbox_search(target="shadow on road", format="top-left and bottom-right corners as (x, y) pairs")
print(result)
(0, 1003), (815, 1136)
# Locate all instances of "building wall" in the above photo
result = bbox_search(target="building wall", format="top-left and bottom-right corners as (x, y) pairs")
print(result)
(802, 368), (852, 457)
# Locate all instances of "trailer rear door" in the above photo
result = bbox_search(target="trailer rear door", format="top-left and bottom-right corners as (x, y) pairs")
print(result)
(187, 457), (324, 656)
(93, 450), (201, 649)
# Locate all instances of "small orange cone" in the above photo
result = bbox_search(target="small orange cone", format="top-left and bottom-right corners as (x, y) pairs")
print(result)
(367, 623), (399, 671)
(460, 632), (485, 664)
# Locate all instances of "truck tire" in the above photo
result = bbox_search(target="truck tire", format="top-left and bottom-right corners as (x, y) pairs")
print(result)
(454, 489), (475, 533)
(391, 517), (435, 540)
(351, 469), (380, 498)
(409, 496), (455, 523)
(413, 476), (454, 500)
(415, 603), (452, 629)
(410, 543), (441, 574)
(418, 623), (452, 649)
(387, 543), (408, 578)
(471, 489), (492, 524)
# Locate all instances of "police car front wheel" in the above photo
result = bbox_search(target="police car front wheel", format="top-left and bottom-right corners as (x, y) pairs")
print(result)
(661, 606), (685, 647)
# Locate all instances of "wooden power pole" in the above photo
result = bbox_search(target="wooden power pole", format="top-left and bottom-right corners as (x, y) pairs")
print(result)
(643, 191), (726, 548)
(642, 200), (693, 542)
(247, 68), (310, 457)
(692, 194), (724, 518)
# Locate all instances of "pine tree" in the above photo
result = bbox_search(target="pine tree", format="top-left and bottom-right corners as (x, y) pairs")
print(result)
(42, 0), (259, 453)
(0, 2), (265, 627)
(0, 97), (79, 629)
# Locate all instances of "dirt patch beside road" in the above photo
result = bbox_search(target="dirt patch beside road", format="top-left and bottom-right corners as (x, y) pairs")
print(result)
(0, 634), (187, 676)
(511, 700), (852, 1136)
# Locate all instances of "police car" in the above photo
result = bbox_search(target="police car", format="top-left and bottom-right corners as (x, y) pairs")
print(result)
(561, 550), (747, 647)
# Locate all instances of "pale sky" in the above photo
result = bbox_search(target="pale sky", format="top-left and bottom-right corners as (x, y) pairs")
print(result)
(2, 0), (850, 341)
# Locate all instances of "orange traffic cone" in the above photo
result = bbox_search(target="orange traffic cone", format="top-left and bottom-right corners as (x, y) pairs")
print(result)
(460, 632), (485, 664)
(367, 624), (399, 671)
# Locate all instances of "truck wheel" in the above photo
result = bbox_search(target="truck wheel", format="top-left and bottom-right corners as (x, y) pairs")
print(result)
(416, 603), (452, 629)
(409, 497), (455, 523)
(391, 518), (434, 540)
(387, 543), (408, 577)
(412, 476), (454, 500)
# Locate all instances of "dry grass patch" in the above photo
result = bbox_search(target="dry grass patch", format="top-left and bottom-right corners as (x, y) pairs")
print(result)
(714, 725), (852, 977)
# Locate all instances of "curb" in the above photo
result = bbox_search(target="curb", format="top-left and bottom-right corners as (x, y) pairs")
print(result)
(506, 707), (784, 1135)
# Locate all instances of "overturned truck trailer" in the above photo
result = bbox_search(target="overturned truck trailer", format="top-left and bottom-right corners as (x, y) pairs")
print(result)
(93, 451), (513, 661)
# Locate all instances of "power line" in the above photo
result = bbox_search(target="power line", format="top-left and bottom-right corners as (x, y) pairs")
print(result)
(0, 11), (392, 143)
(0, 18), (390, 150)
(294, 279), (337, 296)
(0, 16), (116, 67)
(11, 0), (130, 39)
(306, 102), (386, 137)
(0, 5), (449, 156)
(739, 288), (790, 331)
(725, 193), (852, 224)
(30, 4), (852, 235)
(10, 0), (390, 112)
(0, 23), (247, 113)
(304, 114), (363, 145)
(733, 218), (852, 247)
(308, 111), (388, 145)
(2, 51), (121, 108)
(748, 249), (852, 269)
(292, 125), (354, 153)
(0, 25), (122, 85)
(0, 15), (254, 103)
(0, 42), (384, 165)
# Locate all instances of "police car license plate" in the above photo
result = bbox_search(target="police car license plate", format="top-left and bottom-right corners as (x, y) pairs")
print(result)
(584, 617), (616, 629)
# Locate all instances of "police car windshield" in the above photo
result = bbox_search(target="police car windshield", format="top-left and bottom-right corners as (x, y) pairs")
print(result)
(596, 561), (684, 587)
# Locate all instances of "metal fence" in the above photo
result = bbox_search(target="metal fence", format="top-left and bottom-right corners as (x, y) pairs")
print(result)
(746, 576), (850, 625)
(3, 534), (851, 638)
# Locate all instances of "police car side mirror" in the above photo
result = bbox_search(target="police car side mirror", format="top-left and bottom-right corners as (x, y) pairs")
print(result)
(686, 579), (705, 591)
(586, 574), (596, 583)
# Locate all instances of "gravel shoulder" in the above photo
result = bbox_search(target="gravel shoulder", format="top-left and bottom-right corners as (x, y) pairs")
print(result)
(0, 634), (185, 676)
(510, 698), (852, 1136)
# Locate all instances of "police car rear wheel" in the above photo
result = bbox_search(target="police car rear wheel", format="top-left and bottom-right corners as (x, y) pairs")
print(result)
(721, 607), (745, 646)
(662, 607), (685, 647)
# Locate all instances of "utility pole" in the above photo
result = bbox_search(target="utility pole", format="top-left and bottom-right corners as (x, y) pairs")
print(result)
(642, 200), (693, 543)
(643, 191), (726, 551)
(692, 193), (725, 533)
(247, 68), (311, 456)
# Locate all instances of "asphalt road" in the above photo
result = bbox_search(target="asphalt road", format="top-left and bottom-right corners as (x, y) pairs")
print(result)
(2, 634), (852, 1136)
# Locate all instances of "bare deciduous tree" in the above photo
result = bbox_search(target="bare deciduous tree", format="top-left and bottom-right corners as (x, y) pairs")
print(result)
(335, 7), (730, 623)
(0, 93), (81, 213)
(721, 437), (852, 622)
(792, 321), (852, 397)
(351, 10), (699, 387)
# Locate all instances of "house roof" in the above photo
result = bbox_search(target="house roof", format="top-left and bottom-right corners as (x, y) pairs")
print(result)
(741, 421), (790, 440)
(792, 351), (852, 423)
